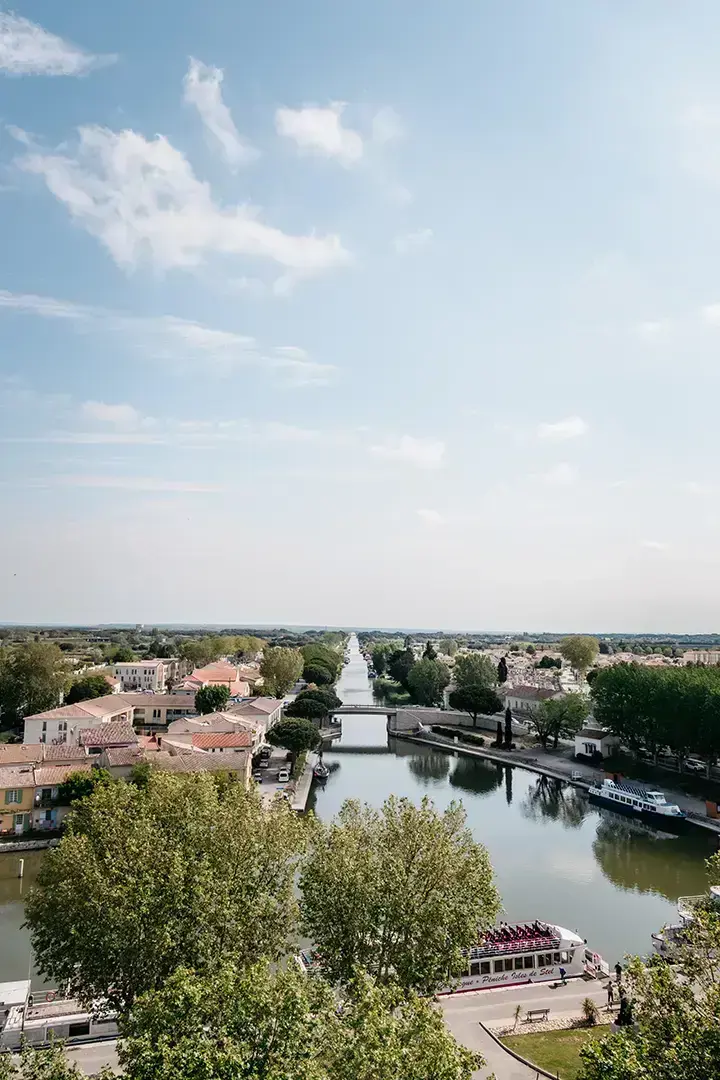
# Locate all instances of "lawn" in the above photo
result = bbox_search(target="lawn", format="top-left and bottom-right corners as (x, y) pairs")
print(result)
(502, 1025), (610, 1080)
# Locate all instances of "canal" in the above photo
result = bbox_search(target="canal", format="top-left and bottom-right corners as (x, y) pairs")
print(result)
(0, 633), (715, 984)
(308, 634), (715, 968)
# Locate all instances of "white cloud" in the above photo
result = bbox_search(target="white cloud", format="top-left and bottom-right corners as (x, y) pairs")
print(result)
(275, 103), (364, 166)
(371, 107), (404, 146)
(0, 11), (115, 76)
(416, 508), (445, 526)
(370, 435), (445, 469)
(183, 58), (258, 169)
(81, 401), (142, 429)
(536, 416), (588, 441)
(640, 539), (669, 552)
(0, 289), (336, 385)
(19, 126), (351, 276)
(541, 462), (578, 487)
(393, 228), (433, 255)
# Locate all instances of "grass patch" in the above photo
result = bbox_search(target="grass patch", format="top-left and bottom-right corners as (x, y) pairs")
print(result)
(502, 1025), (610, 1080)
(431, 725), (488, 748)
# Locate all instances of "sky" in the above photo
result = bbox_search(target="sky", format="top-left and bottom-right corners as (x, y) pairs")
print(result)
(2, 2), (720, 632)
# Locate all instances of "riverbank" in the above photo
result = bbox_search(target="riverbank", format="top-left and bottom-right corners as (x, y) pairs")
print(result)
(395, 730), (720, 837)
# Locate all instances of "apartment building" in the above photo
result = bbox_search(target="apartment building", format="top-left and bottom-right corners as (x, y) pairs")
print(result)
(24, 693), (198, 744)
(113, 660), (169, 692)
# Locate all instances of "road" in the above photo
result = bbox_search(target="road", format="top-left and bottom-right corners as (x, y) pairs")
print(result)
(64, 1039), (119, 1073)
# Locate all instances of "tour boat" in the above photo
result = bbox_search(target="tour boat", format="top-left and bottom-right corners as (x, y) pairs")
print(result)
(299, 921), (608, 993)
(0, 981), (118, 1050)
(588, 778), (687, 832)
(651, 885), (720, 959)
(313, 761), (330, 780)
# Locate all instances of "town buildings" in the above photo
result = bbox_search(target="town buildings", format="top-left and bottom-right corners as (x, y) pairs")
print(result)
(504, 685), (561, 717)
(113, 659), (183, 692)
(23, 693), (197, 744)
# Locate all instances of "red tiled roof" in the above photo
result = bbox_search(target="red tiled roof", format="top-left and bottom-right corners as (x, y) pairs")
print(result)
(506, 685), (558, 701)
(79, 722), (137, 748)
(230, 697), (282, 715)
(191, 731), (253, 750)
(103, 747), (145, 767)
(34, 763), (92, 786)
(0, 745), (45, 766)
(42, 744), (89, 762)
(0, 765), (36, 790)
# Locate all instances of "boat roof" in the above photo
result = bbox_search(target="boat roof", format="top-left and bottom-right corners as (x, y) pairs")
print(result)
(605, 779), (665, 799)
(468, 921), (583, 958)
(0, 981), (30, 1008)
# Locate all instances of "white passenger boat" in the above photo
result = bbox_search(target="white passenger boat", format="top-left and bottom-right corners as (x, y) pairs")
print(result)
(588, 778), (687, 833)
(299, 921), (608, 993)
(651, 885), (720, 959)
(0, 981), (118, 1049)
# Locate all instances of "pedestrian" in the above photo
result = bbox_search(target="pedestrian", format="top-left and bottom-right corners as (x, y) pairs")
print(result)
(559, 966), (567, 985)
(615, 961), (622, 984)
(607, 982), (614, 1008)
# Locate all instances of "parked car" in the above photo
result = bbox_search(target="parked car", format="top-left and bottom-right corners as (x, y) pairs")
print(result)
(253, 770), (263, 783)
(259, 758), (270, 769)
(277, 768), (290, 783)
(260, 746), (271, 759)
(685, 759), (706, 774)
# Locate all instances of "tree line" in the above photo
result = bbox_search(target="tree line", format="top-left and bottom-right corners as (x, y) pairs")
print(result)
(21, 772), (499, 1080)
(591, 662), (720, 770)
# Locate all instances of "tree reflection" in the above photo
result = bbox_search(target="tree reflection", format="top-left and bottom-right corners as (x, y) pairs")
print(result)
(520, 775), (588, 829)
(504, 766), (513, 806)
(592, 812), (713, 901)
(407, 751), (451, 786)
(449, 756), (503, 797)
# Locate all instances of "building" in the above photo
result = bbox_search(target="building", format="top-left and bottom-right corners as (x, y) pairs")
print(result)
(78, 723), (138, 756)
(32, 763), (92, 831)
(0, 766), (36, 835)
(97, 745), (252, 785)
(23, 698), (135, 746)
(172, 662), (250, 699)
(574, 727), (620, 761)
(113, 660), (171, 692)
(228, 697), (284, 730)
(128, 694), (198, 734)
(504, 685), (561, 717)
(167, 712), (264, 751)
(189, 731), (253, 754)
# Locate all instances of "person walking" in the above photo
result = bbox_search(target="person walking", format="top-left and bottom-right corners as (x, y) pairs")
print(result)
(607, 981), (614, 1009)
(615, 961), (622, 984)
(559, 966), (567, 985)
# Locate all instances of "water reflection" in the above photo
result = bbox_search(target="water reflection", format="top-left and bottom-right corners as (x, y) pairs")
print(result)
(520, 775), (588, 830)
(504, 766), (513, 806)
(407, 752), (451, 786)
(449, 756), (504, 797)
(592, 812), (713, 901)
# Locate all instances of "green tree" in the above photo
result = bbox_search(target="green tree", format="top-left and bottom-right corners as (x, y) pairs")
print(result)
(423, 641), (438, 660)
(267, 717), (321, 762)
(105, 644), (136, 663)
(0, 642), (68, 729)
(559, 635), (599, 677)
(387, 648), (416, 690)
(297, 687), (341, 711)
(285, 695), (330, 721)
(25, 772), (307, 1015)
(301, 644), (342, 681)
(260, 647), (303, 697)
(65, 674), (111, 704)
(448, 686), (502, 726)
(527, 693), (587, 749)
(371, 644), (390, 675)
(120, 963), (479, 1080)
(234, 635), (266, 659)
(58, 768), (113, 805)
(438, 638), (459, 657)
(453, 653), (497, 692)
(407, 658), (450, 706)
(536, 655), (561, 669)
(497, 656), (508, 684)
(195, 684), (231, 714)
(299, 795), (500, 995)
(303, 662), (335, 686)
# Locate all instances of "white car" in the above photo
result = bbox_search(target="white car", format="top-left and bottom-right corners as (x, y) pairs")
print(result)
(685, 759), (706, 774)
(277, 768), (290, 784)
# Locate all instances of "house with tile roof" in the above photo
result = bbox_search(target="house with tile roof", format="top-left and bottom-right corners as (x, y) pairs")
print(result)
(0, 765), (37, 835)
(228, 697), (284, 729)
(504, 685), (563, 717)
(23, 697), (134, 746)
(167, 712), (264, 751)
(78, 722), (138, 754)
(32, 763), (92, 831)
(172, 662), (250, 699)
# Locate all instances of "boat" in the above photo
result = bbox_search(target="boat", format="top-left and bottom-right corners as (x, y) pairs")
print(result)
(313, 761), (330, 780)
(652, 885), (720, 959)
(0, 980), (118, 1049)
(588, 778), (687, 832)
(299, 920), (608, 993)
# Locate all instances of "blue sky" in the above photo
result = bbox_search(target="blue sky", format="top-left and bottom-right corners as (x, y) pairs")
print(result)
(2, 1), (720, 631)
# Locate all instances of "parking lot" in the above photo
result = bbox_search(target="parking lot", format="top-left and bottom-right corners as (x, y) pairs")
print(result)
(253, 746), (294, 803)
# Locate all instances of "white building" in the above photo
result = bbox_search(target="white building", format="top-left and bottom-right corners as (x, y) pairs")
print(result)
(113, 660), (169, 692)
(574, 727), (620, 760)
(504, 685), (561, 717)
(24, 698), (135, 746)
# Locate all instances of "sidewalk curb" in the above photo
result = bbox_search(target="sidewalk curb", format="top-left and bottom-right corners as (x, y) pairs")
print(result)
(479, 1021), (557, 1079)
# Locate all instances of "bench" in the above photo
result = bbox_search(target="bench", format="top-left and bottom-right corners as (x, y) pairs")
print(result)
(525, 1008), (550, 1023)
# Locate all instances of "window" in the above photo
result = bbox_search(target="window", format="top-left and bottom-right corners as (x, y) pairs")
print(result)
(43, 809), (52, 822)
(503, 958), (513, 972)
(5, 789), (21, 805)
(523, 955), (534, 969)
(538, 953), (552, 967)
(553, 953), (561, 964)
(469, 961), (480, 976)
(514, 957), (524, 970)
(480, 961), (491, 975)
(68, 1022), (90, 1038)
(561, 951), (570, 963)
(41, 788), (51, 800)
(493, 960), (503, 973)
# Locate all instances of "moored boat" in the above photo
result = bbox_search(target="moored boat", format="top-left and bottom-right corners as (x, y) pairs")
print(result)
(588, 778), (687, 832)
(652, 885), (720, 959)
(0, 980), (118, 1049)
(313, 761), (330, 780)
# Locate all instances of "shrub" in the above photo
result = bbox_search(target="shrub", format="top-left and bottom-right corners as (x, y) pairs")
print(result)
(582, 997), (599, 1025)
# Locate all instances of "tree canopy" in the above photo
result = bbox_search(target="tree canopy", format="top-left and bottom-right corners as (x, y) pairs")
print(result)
(387, 648), (415, 690)
(65, 674), (112, 704)
(559, 635), (599, 675)
(260, 647), (304, 697)
(267, 717), (321, 759)
(25, 772), (307, 1015)
(301, 644), (342, 683)
(195, 684), (231, 714)
(453, 653), (497, 692)
(58, 768), (113, 805)
(407, 658), (450, 706)
(448, 685), (502, 725)
(0, 642), (68, 729)
(299, 795), (500, 994)
(526, 693), (587, 749)
(285, 694), (330, 721)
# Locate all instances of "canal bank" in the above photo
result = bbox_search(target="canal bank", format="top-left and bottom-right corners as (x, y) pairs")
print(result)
(310, 635), (716, 968)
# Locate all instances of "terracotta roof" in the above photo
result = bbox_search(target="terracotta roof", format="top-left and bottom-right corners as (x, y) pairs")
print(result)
(25, 696), (133, 722)
(152, 750), (250, 774)
(0, 745), (45, 766)
(123, 694), (197, 710)
(103, 747), (145, 767)
(230, 697), (282, 715)
(42, 744), (89, 762)
(506, 685), (558, 701)
(79, 722), (138, 748)
(0, 765), (36, 790)
(192, 731), (253, 750)
(34, 763), (92, 786)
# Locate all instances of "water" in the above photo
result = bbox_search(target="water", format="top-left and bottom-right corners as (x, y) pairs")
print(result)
(1, 637), (714, 983)
(309, 635), (715, 967)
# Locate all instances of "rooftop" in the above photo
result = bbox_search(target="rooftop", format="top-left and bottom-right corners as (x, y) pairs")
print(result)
(507, 685), (558, 701)
(34, 763), (92, 786)
(0, 765), (36, 790)
(192, 731), (253, 750)
(79, 722), (137, 748)
(230, 697), (283, 715)
(25, 696), (132, 722)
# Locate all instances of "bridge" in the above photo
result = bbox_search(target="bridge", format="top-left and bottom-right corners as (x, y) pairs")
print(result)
(328, 705), (397, 717)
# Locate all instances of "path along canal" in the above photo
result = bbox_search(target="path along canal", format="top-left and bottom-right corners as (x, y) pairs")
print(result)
(0, 634), (716, 984)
